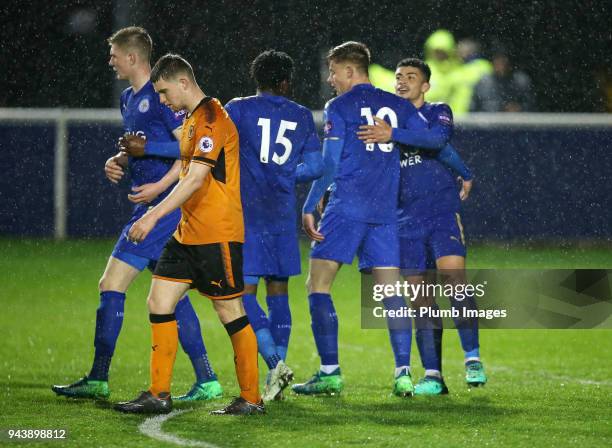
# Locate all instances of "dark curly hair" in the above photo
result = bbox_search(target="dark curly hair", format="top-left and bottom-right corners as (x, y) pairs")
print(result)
(250, 50), (294, 91)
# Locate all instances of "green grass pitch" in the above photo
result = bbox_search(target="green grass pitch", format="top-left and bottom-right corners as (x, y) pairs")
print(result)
(1, 238), (610, 447)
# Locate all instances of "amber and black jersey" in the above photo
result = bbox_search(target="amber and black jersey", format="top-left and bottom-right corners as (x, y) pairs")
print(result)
(176, 97), (244, 245)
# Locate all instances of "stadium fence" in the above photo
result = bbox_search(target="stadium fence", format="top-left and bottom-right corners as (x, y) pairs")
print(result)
(1, 109), (610, 241)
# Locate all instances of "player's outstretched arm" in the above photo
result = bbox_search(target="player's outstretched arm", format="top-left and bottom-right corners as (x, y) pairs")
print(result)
(143, 140), (181, 158)
(358, 116), (451, 149)
(458, 178), (473, 201)
(128, 161), (210, 243)
(296, 110), (324, 183)
(435, 143), (474, 201)
(119, 134), (181, 159)
(296, 151), (324, 183)
(127, 159), (182, 204)
(104, 152), (128, 184)
(356, 116), (394, 143)
(143, 127), (182, 158)
(436, 144), (473, 181)
(301, 138), (342, 241)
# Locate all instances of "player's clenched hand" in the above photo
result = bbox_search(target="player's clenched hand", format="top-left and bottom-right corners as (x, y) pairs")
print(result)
(357, 117), (393, 144)
(459, 177), (473, 201)
(104, 155), (125, 184)
(302, 213), (324, 242)
(128, 183), (163, 204)
(118, 134), (146, 157)
(128, 213), (158, 243)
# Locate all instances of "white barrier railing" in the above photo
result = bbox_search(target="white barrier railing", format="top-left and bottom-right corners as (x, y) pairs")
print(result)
(1, 108), (611, 239)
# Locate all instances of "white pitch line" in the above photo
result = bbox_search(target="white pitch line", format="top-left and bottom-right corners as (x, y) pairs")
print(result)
(137, 353), (609, 448)
(340, 344), (612, 387)
(488, 365), (612, 387)
(138, 409), (221, 448)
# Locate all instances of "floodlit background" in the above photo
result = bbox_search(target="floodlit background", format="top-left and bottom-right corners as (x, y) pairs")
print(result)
(0, 2), (610, 447)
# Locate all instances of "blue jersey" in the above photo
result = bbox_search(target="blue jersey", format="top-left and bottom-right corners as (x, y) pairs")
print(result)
(226, 93), (320, 233)
(323, 84), (424, 224)
(120, 80), (183, 205)
(398, 102), (460, 223)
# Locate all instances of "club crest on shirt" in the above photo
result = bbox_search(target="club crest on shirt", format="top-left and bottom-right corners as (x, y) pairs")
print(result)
(188, 125), (195, 139)
(138, 98), (150, 113)
(438, 113), (452, 126)
(324, 120), (333, 134)
(198, 136), (214, 153)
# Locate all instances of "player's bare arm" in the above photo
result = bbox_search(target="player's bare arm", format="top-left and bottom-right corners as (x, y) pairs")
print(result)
(127, 159), (182, 204)
(119, 127), (182, 158)
(302, 213), (324, 242)
(357, 116), (392, 143)
(104, 152), (128, 184)
(459, 177), (473, 201)
(128, 161), (211, 242)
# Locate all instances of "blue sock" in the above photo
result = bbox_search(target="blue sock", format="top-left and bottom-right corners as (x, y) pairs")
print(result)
(242, 294), (281, 369)
(89, 291), (125, 381)
(266, 294), (291, 360)
(415, 303), (443, 372)
(382, 296), (412, 369)
(175, 296), (216, 382)
(308, 293), (338, 366)
(451, 294), (480, 359)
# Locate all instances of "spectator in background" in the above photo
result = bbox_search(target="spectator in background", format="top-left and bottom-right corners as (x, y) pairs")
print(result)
(369, 29), (463, 96)
(423, 29), (462, 105)
(594, 67), (612, 112)
(470, 49), (534, 112)
(449, 38), (493, 115)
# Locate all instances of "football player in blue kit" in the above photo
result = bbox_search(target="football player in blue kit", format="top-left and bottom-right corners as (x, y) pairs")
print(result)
(52, 27), (222, 402)
(293, 42), (430, 397)
(358, 57), (486, 395)
(225, 50), (323, 401)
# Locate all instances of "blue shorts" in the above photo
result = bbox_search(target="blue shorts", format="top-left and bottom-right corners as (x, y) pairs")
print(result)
(399, 212), (466, 272)
(311, 211), (399, 271)
(242, 228), (301, 279)
(111, 205), (181, 271)
(244, 275), (290, 285)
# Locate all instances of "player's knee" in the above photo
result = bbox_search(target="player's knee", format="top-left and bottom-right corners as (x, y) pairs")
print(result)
(306, 275), (330, 294)
(147, 293), (169, 314)
(98, 274), (113, 292)
(98, 270), (129, 293)
(436, 255), (465, 272)
(213, 299), (244, 325)
(98, 275), (106, 292)
(266, 280), (288, 296)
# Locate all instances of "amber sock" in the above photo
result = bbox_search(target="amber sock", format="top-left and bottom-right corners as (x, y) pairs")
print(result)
(225, 315), (260, 403)
(149, 313), (178, 397)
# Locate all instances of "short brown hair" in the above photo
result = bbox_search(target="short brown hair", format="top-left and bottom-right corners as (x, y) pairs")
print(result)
(150, 53), (196, 83)
(108, 26), (152, 61)
(327, 41), (371, 74)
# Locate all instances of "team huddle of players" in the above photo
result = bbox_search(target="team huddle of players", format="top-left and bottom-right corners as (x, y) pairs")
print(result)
(52, 26), (487, 415)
